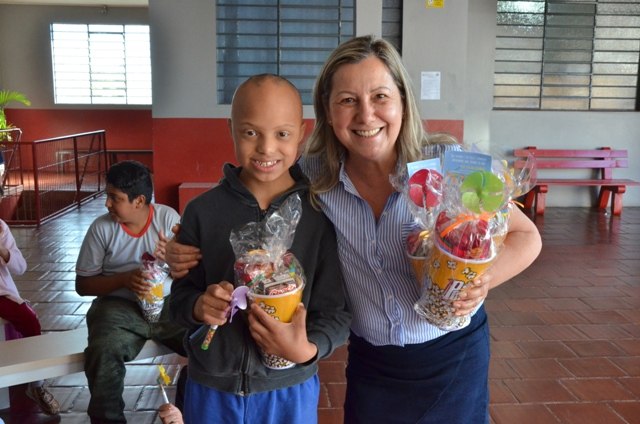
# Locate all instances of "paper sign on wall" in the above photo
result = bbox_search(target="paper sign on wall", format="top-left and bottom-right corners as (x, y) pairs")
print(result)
(426, 0), (444, 8)
(421, 71), (441, 100)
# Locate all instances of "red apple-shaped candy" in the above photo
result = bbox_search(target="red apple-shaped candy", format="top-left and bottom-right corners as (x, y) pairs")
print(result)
(408, 169), (443, 208)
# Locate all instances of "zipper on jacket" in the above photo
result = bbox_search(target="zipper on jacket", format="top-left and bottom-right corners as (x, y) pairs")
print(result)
(239, 322), (252, 395)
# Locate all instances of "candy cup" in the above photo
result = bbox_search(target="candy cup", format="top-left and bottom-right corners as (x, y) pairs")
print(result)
(414, 239), (496, 331)
(248, 281), (304, 370)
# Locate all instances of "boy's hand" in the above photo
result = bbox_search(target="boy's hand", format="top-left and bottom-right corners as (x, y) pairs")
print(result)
(154, 230), (169, 262)
(165, 224), (202, 279)
(248, 302), (317, 364)
(158, 403), (184, 424)
(127, 268), (154, 297)
(193, 282), (234, 325)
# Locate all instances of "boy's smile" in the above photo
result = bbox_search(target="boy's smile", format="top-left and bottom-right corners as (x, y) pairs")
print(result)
(229, 76), (306, 208)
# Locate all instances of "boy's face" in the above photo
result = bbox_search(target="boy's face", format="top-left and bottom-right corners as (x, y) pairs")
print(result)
(229, 79), (305, 193)
(104, 184), (144, 225)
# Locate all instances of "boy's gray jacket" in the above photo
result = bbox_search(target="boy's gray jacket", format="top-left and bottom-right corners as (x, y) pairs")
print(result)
(170, 163), (351, 395)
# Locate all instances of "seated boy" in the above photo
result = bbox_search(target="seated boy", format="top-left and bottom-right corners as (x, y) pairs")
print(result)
(75, 160), (186, 424)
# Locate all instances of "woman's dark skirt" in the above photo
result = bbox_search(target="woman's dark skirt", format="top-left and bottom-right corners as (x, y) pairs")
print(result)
(344, 307), (490, 424)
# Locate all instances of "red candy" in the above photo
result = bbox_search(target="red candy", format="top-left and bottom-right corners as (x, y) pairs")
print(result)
(408, 169), (443, 208)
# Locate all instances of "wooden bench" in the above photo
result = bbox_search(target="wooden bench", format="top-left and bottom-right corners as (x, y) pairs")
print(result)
(514, 146), (640, 215)
(0, 325), (173, 408)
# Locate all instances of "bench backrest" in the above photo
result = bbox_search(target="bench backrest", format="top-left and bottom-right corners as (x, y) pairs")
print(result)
(514, 146), (629, 180)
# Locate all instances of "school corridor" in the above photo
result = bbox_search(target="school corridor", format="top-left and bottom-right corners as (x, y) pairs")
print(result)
(0, 196), (639, 424)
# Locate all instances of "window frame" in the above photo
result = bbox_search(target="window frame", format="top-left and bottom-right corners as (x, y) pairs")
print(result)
(50, 23), (152, 106)
(493, 0), (640, 112)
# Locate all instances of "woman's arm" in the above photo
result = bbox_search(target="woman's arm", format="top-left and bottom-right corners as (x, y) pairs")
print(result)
(454, 206), (542, 315)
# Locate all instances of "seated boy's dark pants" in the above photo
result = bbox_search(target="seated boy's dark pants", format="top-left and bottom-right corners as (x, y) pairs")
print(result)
(84, 296), (186, 424)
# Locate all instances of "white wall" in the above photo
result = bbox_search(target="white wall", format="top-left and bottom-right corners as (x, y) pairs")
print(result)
(149, 0), (217, 118)
(0, 4), (148, 108)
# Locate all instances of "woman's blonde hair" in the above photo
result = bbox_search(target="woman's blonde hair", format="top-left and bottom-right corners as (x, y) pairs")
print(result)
(304, 35), (429, 194)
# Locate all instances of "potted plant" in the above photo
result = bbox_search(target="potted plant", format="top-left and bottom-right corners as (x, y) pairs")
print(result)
(0, 89), (31, 141)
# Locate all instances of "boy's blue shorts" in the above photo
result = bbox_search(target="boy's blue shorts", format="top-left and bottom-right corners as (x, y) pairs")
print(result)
(184, 374), (319, 424)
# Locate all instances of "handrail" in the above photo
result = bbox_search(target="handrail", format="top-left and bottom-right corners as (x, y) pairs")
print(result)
(31, 130), (107, 144)
(1, 130), (108, 227)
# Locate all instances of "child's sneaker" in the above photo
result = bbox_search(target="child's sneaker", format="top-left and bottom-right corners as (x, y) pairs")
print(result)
(25, 385), (60, 415)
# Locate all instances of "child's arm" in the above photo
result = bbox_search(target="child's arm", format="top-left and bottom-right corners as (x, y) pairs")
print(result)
(0, 221), (27, 276)
(248, 302), (318, 364)
(454, 205), (542, 315)
(76, 268), (152, 297)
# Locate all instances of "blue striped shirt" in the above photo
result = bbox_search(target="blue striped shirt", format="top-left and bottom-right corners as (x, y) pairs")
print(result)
(301, 144), (466, 346)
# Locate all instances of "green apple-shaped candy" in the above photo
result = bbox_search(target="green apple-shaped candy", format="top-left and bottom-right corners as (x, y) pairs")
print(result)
(460, 171), (505, 213)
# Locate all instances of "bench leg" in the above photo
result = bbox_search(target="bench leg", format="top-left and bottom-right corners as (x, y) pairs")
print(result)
(534, 186), (548, 215)
(523, 191), (536, 209)
(597, 187), (611, 211)
(603, 186), (626, 216)
(597, 186), (625, 215)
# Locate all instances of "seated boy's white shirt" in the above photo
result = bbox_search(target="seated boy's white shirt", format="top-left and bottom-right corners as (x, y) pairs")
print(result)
(75, 203), (180, 301)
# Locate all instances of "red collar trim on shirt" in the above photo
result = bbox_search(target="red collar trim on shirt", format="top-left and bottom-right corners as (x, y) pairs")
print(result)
(120, 204), (154, 238)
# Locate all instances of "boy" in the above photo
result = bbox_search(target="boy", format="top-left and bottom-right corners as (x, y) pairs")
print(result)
(0, 218), (60, 415)
(75, 160), (186, 424)
(169, 74), (351, 424)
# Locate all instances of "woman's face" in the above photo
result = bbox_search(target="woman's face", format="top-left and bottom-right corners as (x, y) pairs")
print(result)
(327, 56), (403, 165)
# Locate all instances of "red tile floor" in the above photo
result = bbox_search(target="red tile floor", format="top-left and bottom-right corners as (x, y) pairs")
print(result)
(1, 196), (639, 424)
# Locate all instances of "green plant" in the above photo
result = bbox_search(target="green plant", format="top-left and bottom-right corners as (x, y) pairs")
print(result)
(0, 90), (31, 139)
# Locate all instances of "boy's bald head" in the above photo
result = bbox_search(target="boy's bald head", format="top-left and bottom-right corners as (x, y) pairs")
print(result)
(231, 74), (303, 121)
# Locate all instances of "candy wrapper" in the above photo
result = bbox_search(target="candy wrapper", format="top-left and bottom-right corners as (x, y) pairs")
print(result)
(414, 149), (535, 331)
(229, 193), (306, 369)
(230, 193), (306, 294)
(390, 158), (444, 288)
(137, 252), (169, 322)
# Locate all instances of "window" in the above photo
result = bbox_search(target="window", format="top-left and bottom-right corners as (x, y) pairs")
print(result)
(217, 1), (403, 105)
(383, 0), (403, 54)
(50, 24), (152, 105)
(493, 1), (640, 111)
(216, 0), (354, 105)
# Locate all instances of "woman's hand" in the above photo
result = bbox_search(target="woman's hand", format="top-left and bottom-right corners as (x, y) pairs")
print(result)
(454, 274), (490, 316)
(164, 224), (202, 279)
(453, 206), (541, 317)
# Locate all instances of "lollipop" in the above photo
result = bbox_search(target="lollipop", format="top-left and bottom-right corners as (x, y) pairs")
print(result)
(460, 170), (505, 214)
(408, 168), (443, 208)
(200, 285), (250, 350)
(157, 365), (171, 404)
